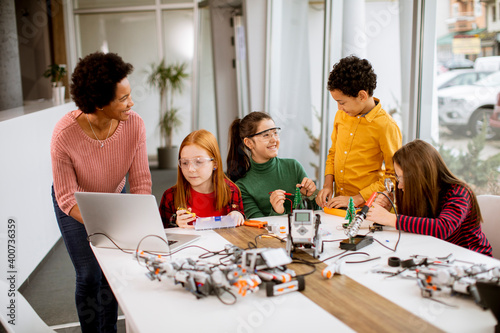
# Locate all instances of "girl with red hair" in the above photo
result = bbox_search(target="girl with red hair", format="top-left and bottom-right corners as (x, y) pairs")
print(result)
(159, 129), (244, 228)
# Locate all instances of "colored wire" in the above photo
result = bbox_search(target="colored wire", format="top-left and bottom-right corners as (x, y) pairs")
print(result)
(215, 287), (237, 306)
(291, 258), (316, 277)
(86, 232), (134, 254)
(286, 198), (293, 213)
(248, 233), (285, 249)
(320, 239), (345, 253)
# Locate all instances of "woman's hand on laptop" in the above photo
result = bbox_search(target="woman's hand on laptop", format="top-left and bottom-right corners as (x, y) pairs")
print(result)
(228, 210), (245, 226)
(176, 208), (196, 229)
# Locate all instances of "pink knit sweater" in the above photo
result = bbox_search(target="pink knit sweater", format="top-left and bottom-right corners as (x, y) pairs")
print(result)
(51, 110), (152, 215)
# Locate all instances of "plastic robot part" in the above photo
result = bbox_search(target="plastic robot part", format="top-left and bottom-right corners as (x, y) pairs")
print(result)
(323, 207), (348, 217)
(259, 248), (292, 268)
(244, 220), (268, 228)
(286, 210), (323, 258)
(177, 207), (196, 217)
(436, 269), (455, 285)
(136, 245), (304, 303)
(322, 261), (346, 279)
(395, 254), (500, 308)
(267, 224), (288, 236)
(388, 257), (401, 267)
(266, 276), (305, 297)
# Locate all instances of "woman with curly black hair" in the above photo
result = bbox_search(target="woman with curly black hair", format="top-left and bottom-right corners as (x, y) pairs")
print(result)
(51, 52), (152, 332)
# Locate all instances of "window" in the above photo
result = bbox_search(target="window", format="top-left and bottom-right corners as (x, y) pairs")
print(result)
(72, 2), (195, 155)
(434, 2), (500, 195)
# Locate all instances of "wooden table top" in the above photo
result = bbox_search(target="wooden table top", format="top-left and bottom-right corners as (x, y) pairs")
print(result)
(216, 226), (443, 333)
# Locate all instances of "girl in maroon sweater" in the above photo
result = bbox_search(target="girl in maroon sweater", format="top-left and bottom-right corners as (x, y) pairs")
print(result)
(159, 129), (245, 228)
(367, 139), (492, 256)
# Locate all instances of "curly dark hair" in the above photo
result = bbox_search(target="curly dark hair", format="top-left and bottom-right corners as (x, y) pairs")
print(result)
(70, 52), (133, 114)
(327, 55), (377, 97)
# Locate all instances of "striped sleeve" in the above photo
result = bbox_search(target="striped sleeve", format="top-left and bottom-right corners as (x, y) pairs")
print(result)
(397, 186), (469, 239)
(396, 185), (492, 256)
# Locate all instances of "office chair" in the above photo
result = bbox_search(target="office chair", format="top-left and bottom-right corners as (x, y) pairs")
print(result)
(477, 195), (500, 259)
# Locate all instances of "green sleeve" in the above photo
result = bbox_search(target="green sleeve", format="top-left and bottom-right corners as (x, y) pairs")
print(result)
(237, 181), (264, 219)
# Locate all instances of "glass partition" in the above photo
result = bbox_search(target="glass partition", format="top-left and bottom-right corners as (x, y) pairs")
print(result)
(77, 11), (160, 154)
(268, 0), (409, 184)
(162, 10), (194, 145)
(433, 1), (500, 195)
(74, 4), (195, 155)
(267, 0), (325, 182)
(196, 7), (217, 135)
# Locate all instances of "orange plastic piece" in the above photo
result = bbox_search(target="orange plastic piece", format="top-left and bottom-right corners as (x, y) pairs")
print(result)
(244, 220), (268, 228)
(323, 207), (348, 217)
(324, 207), (361, 217)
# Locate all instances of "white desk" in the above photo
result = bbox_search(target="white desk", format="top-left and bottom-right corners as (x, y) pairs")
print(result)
(92, 228), (353, 333)
(309, 211), (499, 333)
(92, 213), (500, 333)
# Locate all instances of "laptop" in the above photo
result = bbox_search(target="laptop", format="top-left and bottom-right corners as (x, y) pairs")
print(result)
(75, 192), (200, 253)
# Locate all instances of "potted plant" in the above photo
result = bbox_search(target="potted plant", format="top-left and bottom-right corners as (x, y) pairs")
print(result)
(43, 64), (67, 104)
(147, 60), (188, 169)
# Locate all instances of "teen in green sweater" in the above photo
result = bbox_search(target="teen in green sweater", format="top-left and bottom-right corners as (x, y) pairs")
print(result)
(227, 111), (316, 218)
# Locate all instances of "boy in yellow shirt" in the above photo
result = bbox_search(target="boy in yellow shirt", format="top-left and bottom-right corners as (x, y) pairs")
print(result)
(316, 55), (402, 209)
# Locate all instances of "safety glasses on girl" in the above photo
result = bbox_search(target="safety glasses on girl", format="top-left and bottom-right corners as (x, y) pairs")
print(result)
(178, 157), (214, 169)
(246, 127), (281, 141)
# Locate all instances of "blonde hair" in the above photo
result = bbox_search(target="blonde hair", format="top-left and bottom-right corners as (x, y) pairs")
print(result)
(174, 129), (235, 211)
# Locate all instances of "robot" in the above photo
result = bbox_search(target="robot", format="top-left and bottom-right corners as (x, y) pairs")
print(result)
(382, 254), (500, 309)
(415, 262), (500, 307)
(286, 209), (323, 258)
(241, 247), (305, 296)
(135, 246), (305, 302)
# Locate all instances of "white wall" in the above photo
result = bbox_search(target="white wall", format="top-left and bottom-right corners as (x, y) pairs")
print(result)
(0, 103), (75, 285)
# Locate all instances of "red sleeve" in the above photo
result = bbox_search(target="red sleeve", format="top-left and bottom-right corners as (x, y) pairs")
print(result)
(226, 180), (245, 219)
(159, 187), (177, 228)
